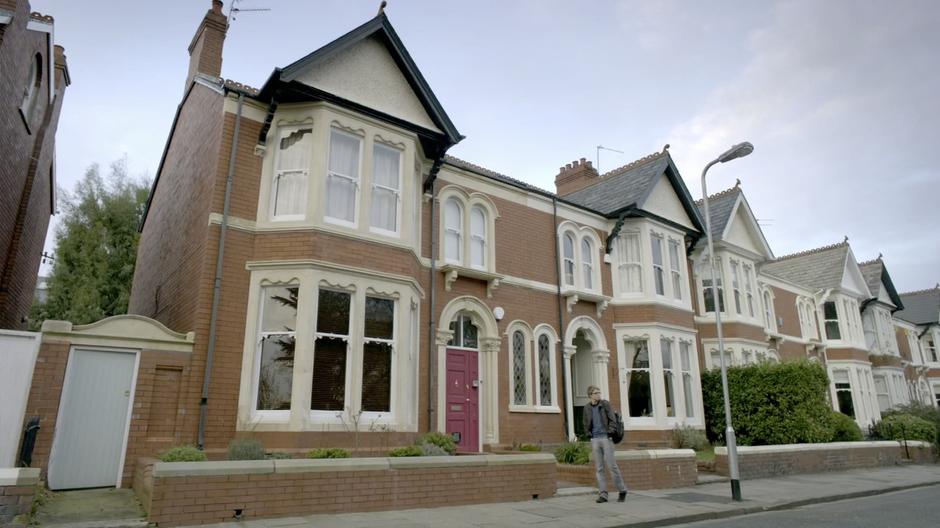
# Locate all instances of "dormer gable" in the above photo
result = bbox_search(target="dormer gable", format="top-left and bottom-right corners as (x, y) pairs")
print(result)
(840, 247), (871, 299)
(641, 173), (696, 230)
(697, 186), (774, 261)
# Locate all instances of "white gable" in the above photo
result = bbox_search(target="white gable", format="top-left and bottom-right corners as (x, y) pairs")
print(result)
(294, 36), (441, 133)
(840, 250), (871, 298)
(724, 199), (770, 258)
(876, 283), (895, 306)
(643, 174), (694, 230)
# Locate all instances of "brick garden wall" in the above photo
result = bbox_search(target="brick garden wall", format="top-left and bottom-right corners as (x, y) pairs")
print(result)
(0, 468), (39, 527)
(714, 441), (936, 480)
(135, 454), (557, 527)
(556, 449), (697, 490)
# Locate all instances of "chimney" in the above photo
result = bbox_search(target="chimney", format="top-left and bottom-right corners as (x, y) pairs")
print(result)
(554, 157), (599, 196)
(185, 0), (228, 90)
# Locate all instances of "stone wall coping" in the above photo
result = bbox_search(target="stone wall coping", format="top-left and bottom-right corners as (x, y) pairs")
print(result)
(714, 440), (933, 455)
(151, 453), (556, 477)
(0, 467), (40, 486)
(615, 449), (695, 461)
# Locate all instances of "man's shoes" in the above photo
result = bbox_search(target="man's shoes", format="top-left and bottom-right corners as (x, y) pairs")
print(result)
(596, 495), (608, 503)
(617, 491), (628, 502)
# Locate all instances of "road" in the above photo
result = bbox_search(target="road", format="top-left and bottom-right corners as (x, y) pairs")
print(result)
(673, 484), (940, 527)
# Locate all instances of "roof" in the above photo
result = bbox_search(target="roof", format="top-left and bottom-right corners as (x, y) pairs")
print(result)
(760, 242), (850, 291)
(562, 152), (669, 215)
(858, 258), (904, 310)
(443, 156), (555, 196)
(895, 287), (940, 326)
(695, 186), (741, 241)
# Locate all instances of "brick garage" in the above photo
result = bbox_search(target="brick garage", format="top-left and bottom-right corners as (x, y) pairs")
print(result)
(134, 454), (557, 527)
(714, 441), (937, 480)
(556, 449), (698, 490)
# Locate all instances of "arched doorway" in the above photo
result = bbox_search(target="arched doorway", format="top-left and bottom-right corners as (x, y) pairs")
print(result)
(563, 316), (609, 441)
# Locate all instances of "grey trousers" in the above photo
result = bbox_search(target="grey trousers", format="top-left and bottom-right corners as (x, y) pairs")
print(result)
(591, 437), (626, 497)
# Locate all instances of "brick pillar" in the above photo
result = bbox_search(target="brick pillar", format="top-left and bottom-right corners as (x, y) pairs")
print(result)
(184, 0), (227, 90)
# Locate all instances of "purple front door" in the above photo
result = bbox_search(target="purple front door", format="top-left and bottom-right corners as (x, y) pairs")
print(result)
(445, 347), (479, 453)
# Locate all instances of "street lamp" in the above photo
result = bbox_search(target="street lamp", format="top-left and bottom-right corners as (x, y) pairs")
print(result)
(701, 141), (753, 502)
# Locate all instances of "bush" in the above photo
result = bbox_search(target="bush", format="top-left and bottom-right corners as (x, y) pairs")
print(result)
(701, 360), (837, 446)
(870, 414), (937, 444)
(388, 445), (423, 457)
(554, 442), (590, 465)
(882, 403), (940, 446)
(227, 437), (266, 460)
(306, 448), (350, 459)
(418, 432), (457, 455)
(830, 412), (863, 442)
(672, 425), (711, 451)
(265, 452), (293, 460)
(159, 445), (207, 462)
(419, 443), (450, 456)
(519, 443), (541, 452)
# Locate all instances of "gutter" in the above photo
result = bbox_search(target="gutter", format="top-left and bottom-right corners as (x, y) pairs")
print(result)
(426, 156), (445, 432)
(198, 91), (244, 449)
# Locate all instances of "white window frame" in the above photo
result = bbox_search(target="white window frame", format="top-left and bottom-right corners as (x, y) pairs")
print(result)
(616, 231), (643, 295)
(469, 205), (487, 270)
(581, 237), (594, 291)
(443, 198), (463, 264)
(668, 238), (683, 301)
(438, 187), (498, 273)
(558, 222), (602, 295)
(252, 284), (300, 421)
(369, 142), (403, 236)
(359, 294), (397, 418)
(507, 321), (535, 411)
(823, 300), (841, 341)
(324, 128), (362, 228)
(533, 326), (559, 411)
(311, 287), (354, 418)
(761, 287), (776, 333)
(743, 264), (755, 318)
(563, 232), (576, 287)
(730, 259), (742, 315)
(650, 234), (666, 296)
(270, 125), (312, 222)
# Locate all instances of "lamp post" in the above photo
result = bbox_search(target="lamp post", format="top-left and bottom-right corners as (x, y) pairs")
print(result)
(701, 141), (753, 502)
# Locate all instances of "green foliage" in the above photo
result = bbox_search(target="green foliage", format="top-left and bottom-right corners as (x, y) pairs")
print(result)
(417, 431), (457, 455)
(554, 442), (590, 465)
(29, 159), (151, 329)
(701, 360), (837, 446)
(830, 412), (863, 441)
(882, 402), (940, 446)
(419, 443), (450, 456)
(672, 424), (711, 451)
(388, 445), (423, 457)
(519, 443), (541, 452)
(159, 445), (207, 462)
(306, 448), (351, 459)
(227, 437), (266, 460)
(870, 414), (937, 443)
(265, 452), (293, 460)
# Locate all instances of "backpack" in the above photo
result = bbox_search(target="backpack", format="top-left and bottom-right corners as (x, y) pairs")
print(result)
(610, 410), (625, 444)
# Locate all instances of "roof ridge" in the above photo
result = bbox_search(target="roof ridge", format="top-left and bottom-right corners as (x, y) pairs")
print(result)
(693, 183), (741, 205)
(899, 285), (940, 296)
(769, 241), (848, 263)
(597, 150), (666, 180)
(223, 79), (260, 96)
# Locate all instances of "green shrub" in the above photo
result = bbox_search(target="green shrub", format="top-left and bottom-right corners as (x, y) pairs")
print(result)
(554, 442), (590, 465)
(870, 414), (937, 443)
(227, 437), (266, 460)
(417, 432), (457, 455)
(882, 403), (940, 446)
(388, 445), (423, 457)
(265, 452), (293, 460)
(830, 412), (863, 441)
(672, 425), (711, 451)
(419, 443), (450, 456)
(701, 360), (837, 446)
(159, 445), (207, 462)
(306, 448), (351, 459)
(519, 443), (541, 452)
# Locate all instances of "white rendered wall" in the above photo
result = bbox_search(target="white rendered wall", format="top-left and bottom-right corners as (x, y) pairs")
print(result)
(0, 331), (40, 467)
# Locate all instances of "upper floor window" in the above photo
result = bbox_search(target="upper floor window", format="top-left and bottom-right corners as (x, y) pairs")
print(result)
(326, 129), (361, 225)
(762, 289), (776, 332)
(581, 238), (594, 290)
(370, 143), (401, 233)
(651, 235), (665, 296)
(824, 301), (841, 340)
(703, 263), (725, 314)
(559, 224), (600, 293)
(444, 198), (462, 263)
(470, 206), (487, 269)
(563, 233), (576, 287)
(616, 232), (642, 294)
(730, 260), (742, 315)
(271, 127), (312, 220)
(20, 53), (42, 129)
(743, 265), (755, 317)
(668, 239), (682, 300)
(439, 187), (498, 273)
(926, 337), (938, 363)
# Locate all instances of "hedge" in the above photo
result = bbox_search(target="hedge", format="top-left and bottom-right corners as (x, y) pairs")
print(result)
(870, 414), (937, 444)
(701, 360), (837, 446)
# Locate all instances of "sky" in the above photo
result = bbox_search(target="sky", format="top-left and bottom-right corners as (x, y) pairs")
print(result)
(33, 0), (940, 292)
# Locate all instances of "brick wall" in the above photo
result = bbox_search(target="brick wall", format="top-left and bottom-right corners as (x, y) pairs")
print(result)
(713, 441), (936, 480)
(770, 286), (803, 340)
(136, 455), (556, 527)
(0, 468), (39, 526)
(556, 449), (697, 490)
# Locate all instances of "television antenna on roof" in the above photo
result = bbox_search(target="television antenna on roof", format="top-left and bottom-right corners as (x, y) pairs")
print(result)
(227, 0), (271, 25)
(596, 145), (624, 174)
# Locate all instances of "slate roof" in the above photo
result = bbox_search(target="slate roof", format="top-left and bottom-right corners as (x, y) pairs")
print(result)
(562, 152), (670, 215)
(760, 242), (849, 291)
(895, 287), (940, 326)
(694, 186), (741, 241)
(443, 156), (555, 197)
(858, 258), (904, 310)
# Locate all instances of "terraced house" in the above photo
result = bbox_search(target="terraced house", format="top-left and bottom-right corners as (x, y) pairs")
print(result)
(18, 1), (938, 492)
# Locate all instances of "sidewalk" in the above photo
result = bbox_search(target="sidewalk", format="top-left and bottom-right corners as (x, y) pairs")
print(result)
(188, 464), (940, 528)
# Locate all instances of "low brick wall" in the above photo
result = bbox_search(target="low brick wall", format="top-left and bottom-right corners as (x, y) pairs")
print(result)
(556, 449), (697, 490)
(0, 468), (40, 527)
(134, 454), (556, 527)
(714, 441), (936, 480)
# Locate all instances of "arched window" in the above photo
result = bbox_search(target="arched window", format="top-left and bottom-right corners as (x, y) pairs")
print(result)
(537, 333), (552, 406)
(470, 206), (486, 269)
(444, 199), (462, 263)
(581, 238), (593, 290)
(763, 290), (774, 330)
(20, 53), (43, 126)
(562, 233), (575, 287)
(512, 330), (527, 405)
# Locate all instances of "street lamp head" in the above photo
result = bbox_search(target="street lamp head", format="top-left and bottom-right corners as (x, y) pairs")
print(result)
(717, 142), (754, 163)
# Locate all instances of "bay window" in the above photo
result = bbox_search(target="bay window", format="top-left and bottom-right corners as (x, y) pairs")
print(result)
(271, 128), (312, 220)
(927, 337), (938, 363)
(311, 289), (351, 411)
(680, 342), (695, 418)
(255, 285), (298, 411)
(743, 265), (755, 317)
(824, 301), (841, 340)
(668, 239), (682, 300)
(326, 129), (361, 225)
(703, 263), (725, 314)
(833, 369), (855, 418)
(370, 143), (401, 233)
(661, 338), (676, 417)
(617, 232), (642, 294)
(651, 235), (665, 295)
(730, 260), (742, 314)
(361, 296), (395, 412)
(624, 340), (653, 418)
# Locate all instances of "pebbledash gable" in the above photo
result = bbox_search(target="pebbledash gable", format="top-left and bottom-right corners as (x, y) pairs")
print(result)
(127, 0), (936, 459)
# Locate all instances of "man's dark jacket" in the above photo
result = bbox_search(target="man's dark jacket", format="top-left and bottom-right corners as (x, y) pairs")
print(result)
(583, 399), (617, 437)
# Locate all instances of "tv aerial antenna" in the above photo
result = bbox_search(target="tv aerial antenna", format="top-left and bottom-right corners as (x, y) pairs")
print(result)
(227, 0), (271, 25)
(596, 145), (624, 174)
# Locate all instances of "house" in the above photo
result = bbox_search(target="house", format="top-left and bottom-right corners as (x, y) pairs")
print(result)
(0, 0), (69, 330)
(894, 286), (940, 406)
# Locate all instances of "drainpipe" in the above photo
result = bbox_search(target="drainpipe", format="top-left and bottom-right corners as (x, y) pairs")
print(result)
(426, 157), (444, 432)
(198, 91), (244, 449)
(553, 196), (569, 439)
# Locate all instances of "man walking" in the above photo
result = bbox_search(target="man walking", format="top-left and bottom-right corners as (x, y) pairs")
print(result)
(582, 385), (627, 503)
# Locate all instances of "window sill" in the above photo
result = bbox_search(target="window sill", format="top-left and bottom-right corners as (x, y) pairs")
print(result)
(508, 405), (561, 414)
(561, 289), (611, 318)
(440, 263), (502, 298)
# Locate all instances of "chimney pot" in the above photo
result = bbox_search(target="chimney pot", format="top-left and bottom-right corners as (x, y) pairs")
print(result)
(212, 0), (223, 14)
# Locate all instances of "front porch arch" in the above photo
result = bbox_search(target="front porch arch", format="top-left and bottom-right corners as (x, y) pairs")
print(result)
(562, 316), (610, 441)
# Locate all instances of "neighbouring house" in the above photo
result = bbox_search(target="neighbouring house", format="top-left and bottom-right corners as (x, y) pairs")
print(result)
(895, 286), (940, 406)
(0, 0), (69, 330)
(15, 1), (938, 495)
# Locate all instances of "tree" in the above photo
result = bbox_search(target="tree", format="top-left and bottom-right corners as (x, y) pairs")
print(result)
(30, 158), (150, 328)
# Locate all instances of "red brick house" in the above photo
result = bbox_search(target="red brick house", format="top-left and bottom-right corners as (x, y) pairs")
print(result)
(0, 0), (69, 330)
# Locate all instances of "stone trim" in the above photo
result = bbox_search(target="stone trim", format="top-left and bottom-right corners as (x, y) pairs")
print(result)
(0, 468), (40, 486)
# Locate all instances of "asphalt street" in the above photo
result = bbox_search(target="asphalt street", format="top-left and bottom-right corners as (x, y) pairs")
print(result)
(672, 484), (940, 527)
